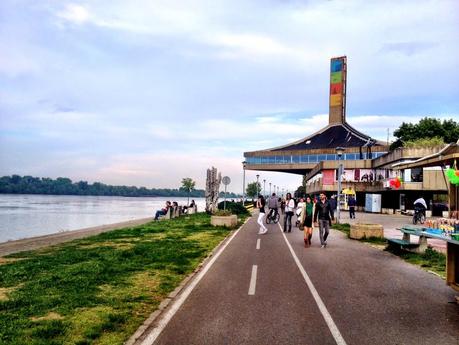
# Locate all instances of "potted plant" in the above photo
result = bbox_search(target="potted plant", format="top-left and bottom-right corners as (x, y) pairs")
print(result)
(210, 209), (238, 228)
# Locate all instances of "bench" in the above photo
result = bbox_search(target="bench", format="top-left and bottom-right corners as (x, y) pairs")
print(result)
(187, 206), (197, 214)
(387, 238), (420, 251)
(158, 207), (172, 220)
(387, 227), (428, 253)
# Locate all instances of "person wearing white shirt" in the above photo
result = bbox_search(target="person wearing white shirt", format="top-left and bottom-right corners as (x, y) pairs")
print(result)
(283, 193), (295, 232)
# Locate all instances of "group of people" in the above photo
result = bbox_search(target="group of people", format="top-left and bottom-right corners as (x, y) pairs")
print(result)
(257, 192), (353, 248)
(154, 199), (196, 220)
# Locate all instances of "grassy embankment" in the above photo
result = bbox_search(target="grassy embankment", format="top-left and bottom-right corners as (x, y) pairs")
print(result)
(0, 213), (247, 345)
(332, 223), (446, 278)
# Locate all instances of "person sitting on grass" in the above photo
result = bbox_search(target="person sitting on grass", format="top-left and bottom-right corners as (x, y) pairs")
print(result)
(154, 201), (171, 220)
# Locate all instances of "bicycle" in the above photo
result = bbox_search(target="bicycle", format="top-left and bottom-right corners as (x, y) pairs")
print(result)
(266, 208), (280, 224)
(412, 208), (426, 225)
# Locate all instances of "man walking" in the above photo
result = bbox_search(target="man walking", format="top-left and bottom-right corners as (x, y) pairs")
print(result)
(329, 195), (337, 219)
(348, 195), (356, 219)
(313, 193), (334, 248)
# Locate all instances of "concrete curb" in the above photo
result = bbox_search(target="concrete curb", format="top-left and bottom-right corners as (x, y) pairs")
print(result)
(125, 216), (251, 345)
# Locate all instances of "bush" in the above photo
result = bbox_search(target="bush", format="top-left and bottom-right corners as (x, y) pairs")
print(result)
(217, 201), (250, 215)
(404, 137), (445, 148)
(213, 210), (232, 216)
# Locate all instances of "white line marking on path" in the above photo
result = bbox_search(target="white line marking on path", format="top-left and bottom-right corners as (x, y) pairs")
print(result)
(278, 223), (347, 345)
(248, 265), (258, 295)
(140, 219), (249, 345)
(256, 238), (260, 250)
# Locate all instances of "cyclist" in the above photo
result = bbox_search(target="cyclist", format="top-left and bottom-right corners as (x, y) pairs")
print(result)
(267, 193), (279, 222)
(413, 197), (427, 223)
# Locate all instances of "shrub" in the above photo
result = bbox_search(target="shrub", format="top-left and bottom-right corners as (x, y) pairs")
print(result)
(404, 137), (445, 148)
(213, 210), (232, 216)
(217, 201), (249, 215)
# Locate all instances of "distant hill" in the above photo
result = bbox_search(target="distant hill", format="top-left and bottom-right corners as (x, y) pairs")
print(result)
(0, 175), (240, 198)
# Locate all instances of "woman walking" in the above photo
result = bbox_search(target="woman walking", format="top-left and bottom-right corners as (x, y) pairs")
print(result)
(283, 193), (295, 232)
(257, 195), (268, 234)
(301, 196), (315, 247)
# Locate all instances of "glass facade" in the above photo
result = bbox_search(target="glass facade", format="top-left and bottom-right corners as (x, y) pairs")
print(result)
(245, 152), (386, 165)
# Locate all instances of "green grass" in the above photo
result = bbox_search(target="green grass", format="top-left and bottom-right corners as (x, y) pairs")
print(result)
(332, 223), (446, 278)
(0, 213), (246, 345)
(385, 247), (446, 279)
(331, 223), (351, 236)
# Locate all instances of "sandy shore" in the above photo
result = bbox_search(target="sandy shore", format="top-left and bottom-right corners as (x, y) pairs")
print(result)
(0, 217), (154, 257)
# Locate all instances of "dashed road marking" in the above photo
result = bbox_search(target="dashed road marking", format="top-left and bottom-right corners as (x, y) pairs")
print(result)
(256, 238), (260, 250)
(278, 223), (347, 345)
(248, 265), (258, 295)
(139, 218), (249, 345)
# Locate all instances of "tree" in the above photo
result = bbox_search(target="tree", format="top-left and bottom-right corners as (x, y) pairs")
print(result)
(390, 117), (459, 150)
(181, 177), (196, 206)
(246, 182), (261, 199)
(294, 185), (306, 198)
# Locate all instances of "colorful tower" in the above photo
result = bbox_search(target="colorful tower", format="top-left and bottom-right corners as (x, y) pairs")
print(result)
(329, 56), (347, 124)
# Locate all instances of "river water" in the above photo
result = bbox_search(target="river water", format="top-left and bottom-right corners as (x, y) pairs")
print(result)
(0, 194), (207, 243)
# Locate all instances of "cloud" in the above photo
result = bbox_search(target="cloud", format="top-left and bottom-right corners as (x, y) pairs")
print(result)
(56, 4), (90, 24)
(0, 0), (458, 192)
(380, 41), (438, 56)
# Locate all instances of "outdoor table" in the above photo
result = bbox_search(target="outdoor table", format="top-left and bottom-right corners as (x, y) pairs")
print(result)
(398, 226), (459, 292)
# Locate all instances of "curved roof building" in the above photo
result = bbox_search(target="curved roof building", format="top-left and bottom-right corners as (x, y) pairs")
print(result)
(243, 56), (389, 175)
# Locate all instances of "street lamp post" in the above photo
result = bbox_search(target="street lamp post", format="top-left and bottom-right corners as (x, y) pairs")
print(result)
(269, 182), (272, 195)
(277, 186), (280, 195)
(256, 174), (260, 201)
(263, 179), (266, 198)
(242, 161), (247, 205)
(336, 147), (345, 224)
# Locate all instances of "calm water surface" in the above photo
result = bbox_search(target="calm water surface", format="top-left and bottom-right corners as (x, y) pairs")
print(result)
(0, 194), (206, 243)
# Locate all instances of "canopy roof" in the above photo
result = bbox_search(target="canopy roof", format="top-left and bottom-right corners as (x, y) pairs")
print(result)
(266, 122), (384, 152)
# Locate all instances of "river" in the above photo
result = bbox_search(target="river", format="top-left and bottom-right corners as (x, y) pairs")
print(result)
(0, 194), (207, 243)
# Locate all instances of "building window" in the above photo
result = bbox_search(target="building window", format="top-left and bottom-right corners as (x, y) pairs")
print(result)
(411, 168), (423, 182)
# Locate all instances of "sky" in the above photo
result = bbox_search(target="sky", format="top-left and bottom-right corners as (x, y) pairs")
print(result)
(1, 0), (459, 194)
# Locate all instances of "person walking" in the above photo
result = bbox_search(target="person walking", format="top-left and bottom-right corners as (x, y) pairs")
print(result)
(296, 197), (305, 227)
(348, 195), (356, 219)
(257, 195), (268, 234)
(313, 193), (334, 248)
(283, 193), (295, 232)
(300, 196), (315, 247)
(329, 195), (337, 219)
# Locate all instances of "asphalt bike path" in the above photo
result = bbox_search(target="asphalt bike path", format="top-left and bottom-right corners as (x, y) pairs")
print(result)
(145, 212), (459, 345)
(152, 213), (336, 345)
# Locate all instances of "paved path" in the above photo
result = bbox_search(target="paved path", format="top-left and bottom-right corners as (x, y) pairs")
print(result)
(140, 213), (459, 345)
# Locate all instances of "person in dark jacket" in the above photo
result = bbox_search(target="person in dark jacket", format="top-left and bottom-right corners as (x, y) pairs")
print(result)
(348, 196), (356, 219)
(329, 195), (337, 218)
(313, 193), (334, 248)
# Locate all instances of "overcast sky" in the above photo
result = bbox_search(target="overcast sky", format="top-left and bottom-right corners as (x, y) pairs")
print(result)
(1, 0), (458, 193)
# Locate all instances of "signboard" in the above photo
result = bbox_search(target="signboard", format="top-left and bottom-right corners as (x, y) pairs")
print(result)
(329, 56), (347, 124)
(323, 170), (335, 185)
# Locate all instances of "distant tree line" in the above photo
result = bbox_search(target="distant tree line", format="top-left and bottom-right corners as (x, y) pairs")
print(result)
(0, 175), (239, 198)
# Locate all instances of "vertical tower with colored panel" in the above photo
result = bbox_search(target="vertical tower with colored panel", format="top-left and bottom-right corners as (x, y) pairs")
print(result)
(329, 56), (347, 124)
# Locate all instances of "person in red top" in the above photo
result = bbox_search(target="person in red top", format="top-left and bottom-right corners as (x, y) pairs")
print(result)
(154, 201), (171, 220)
